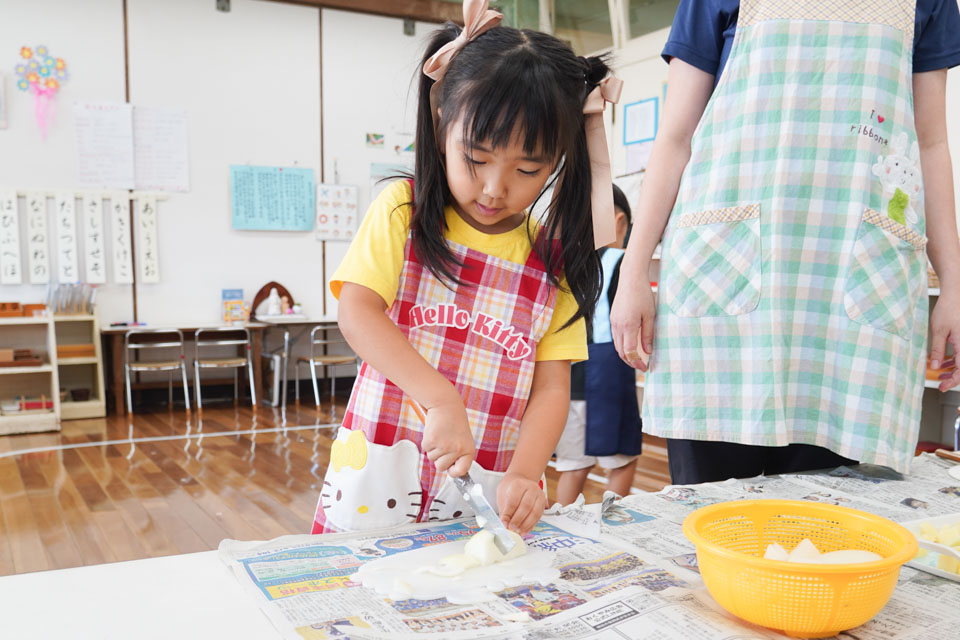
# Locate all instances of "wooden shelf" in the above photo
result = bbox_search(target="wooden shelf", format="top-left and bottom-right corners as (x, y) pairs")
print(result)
(58, 357), (98, 366)
(53, 315), (97, 322)
(61, 399), (107, 420)
(0, 316), (52, 326)
(0, 411), (58, 435)
(0, 364), (53, 376)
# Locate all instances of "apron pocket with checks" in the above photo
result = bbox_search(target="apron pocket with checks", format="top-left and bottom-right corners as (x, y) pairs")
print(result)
(844, 208), (927, 339)
(662, 204), (762, 317)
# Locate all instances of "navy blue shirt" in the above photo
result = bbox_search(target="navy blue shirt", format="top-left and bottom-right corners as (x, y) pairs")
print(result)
(663, 0), (960, 82)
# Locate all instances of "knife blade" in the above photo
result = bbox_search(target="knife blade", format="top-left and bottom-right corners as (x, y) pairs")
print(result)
(405, 398), (516, 554)
(451, 472), (516, 554)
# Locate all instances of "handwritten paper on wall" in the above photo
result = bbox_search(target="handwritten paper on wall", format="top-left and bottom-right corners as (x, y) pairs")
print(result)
(54, 192), (79, 283)
(315, 184), (358, 241)
(137, 195), (160, 283)
(74, 102), (136, 189)
(82, 195), (106, 284)
(0, 190), (20, 284)
(230, 165), (315, 231)
(623, 98), (658, 146)
(25, 192), (50, 284)
(111, 195), (134, 284)
(134, 107), (190, 192)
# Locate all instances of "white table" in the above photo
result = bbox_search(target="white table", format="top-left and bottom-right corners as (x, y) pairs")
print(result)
(0, 551), (278, 639)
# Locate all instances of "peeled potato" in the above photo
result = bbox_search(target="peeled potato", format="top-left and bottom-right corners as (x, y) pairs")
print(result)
(816, 549), (883, 564)
(768, 539), (882, 565)
(788, 539), (823, 563)
(763, 543), (790, 561)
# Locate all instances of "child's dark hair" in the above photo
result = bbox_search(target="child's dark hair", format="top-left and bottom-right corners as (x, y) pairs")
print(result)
(612, 184), (631, 224)
(412, 23), (611, 327)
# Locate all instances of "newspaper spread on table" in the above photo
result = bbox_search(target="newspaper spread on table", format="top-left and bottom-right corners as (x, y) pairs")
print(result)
(219, 453), (960, 640)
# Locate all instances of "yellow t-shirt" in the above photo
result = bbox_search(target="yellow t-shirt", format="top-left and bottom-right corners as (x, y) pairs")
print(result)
(330, 180), (587, 362)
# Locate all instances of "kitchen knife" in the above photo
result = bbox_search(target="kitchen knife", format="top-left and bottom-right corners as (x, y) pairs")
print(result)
(406, 398), (516, 554)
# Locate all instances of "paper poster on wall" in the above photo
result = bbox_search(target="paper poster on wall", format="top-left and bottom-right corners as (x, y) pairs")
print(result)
(82, 195), (106, 284)
(0, 189), (20, 284)
(54, 191), (79, 283)
(0, 72), (7, 129)
(230, 165), (315, 231)
(110, 194), (134, 284)
(626, 140), (654, 174)
(74, 102), (136, 189)
(623, 98), (658, 146)
(25, 191), (49, 284)
(134, 106), (190, 192)
(316, 184), (358, 241)
(369, 162), (410, 202)
(137, 195), (160, 283)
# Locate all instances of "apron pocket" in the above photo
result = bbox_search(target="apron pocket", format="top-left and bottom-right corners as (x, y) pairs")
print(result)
(844, 208), (927, 339)
(321, 427), (424, 532)
(429, 462), (505, 521)
(662, 204), (762, 317)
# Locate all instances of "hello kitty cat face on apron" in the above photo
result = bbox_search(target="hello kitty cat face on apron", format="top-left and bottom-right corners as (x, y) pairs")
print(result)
(321, 428), (423, 531)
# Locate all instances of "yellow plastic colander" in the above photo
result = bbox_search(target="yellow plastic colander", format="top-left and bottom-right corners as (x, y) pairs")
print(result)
(682, 500), (917, 638)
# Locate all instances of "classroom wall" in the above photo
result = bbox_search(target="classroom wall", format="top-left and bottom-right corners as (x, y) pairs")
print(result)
(0, 0), (130, 321)
(125, 0), (323, 326)
(319, 8), (435, 318)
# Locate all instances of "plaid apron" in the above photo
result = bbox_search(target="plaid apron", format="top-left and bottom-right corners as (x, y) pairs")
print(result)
(312, 227), (557, 533)
(646, 0), (928, 473)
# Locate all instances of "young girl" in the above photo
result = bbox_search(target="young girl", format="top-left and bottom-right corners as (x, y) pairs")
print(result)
(313, 0), (621, 537)
(611, 0), (960, 482)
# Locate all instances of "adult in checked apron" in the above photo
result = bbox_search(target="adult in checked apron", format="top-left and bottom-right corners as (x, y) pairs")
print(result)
(646, 0), (930, 475)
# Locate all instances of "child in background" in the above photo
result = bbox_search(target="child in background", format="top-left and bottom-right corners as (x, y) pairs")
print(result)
(313, 0), (622, 536)
(555, 185), (642, 505)
(611, 0), (960, 481)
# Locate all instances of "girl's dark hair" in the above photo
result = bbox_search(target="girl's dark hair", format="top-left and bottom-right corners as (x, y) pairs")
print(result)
(612, 184), (631, 224)
(412, 23), (610, 328)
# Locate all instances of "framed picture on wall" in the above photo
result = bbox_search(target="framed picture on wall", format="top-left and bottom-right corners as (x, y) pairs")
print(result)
(0, 72), (7, 129)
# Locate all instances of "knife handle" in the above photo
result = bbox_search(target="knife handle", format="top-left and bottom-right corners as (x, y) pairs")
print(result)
(935, 448), (960, 463)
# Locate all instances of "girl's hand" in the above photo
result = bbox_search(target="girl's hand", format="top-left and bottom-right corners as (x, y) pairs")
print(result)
(930, 290), (960, 391)
(610, 277), (657, 371)
(497, 472), (546, 536)
(422, 400), (476, 477)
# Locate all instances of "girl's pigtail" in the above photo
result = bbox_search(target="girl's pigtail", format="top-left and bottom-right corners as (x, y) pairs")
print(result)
(411, 24), (463, 286)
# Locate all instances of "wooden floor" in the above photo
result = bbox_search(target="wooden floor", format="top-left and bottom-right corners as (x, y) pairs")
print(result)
(0, 400), (670, 577)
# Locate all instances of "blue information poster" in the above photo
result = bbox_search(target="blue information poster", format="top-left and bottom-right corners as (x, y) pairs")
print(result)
(230, 165), (315, 231)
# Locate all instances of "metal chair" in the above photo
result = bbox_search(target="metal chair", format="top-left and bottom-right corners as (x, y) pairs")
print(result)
(193, 327), (256, 409)
(124, 328), (191, 414)
(295, 326), (358, 414)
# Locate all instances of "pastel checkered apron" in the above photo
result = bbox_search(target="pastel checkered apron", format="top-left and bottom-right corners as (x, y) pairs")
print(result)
(646, 0), (928, 473)
(312, 222), (557, 534)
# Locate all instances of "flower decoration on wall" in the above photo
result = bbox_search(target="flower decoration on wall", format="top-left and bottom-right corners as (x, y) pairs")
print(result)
(14, 44), (69, 140)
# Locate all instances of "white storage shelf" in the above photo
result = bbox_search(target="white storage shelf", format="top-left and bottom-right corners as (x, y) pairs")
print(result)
(54, 315), (106, 420)
(0, 315), (60, 434)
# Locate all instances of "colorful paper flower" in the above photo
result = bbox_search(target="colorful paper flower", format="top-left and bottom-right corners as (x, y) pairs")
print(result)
(15, 63), (26, 75)
(43, 56), (55, 67)
(55, 58), (65, 70)
(28, 60), (39, 70)
(20, 46), (32, 58)
(38, 65), (51, 77)
(55, 68), (69, 81)
(26, 72), (39, 84)
(35, 45), (48, 57)
(44, 78), (59, 90)
(16, 78), (29, 91)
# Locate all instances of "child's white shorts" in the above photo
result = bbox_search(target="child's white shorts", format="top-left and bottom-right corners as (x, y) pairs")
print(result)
(554, 400), (638, 472)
